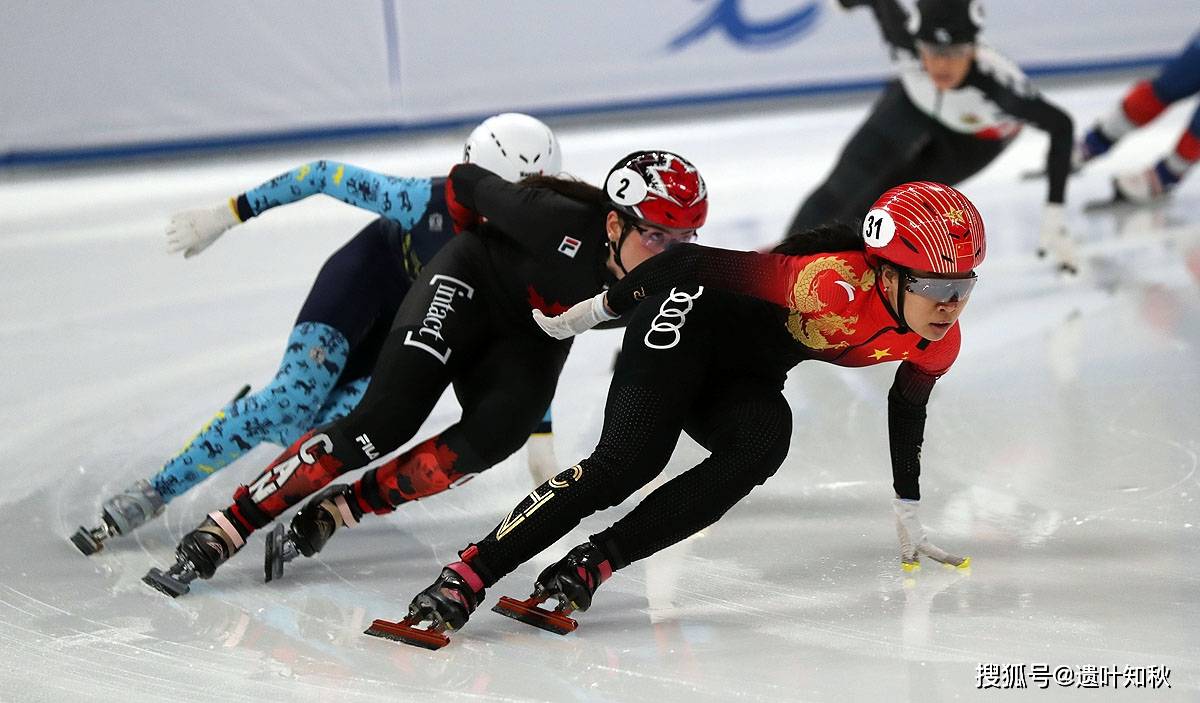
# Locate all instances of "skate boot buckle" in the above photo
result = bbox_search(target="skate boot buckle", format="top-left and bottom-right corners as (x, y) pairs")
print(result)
(363, 616), (451, 650)
(492, 595), (579, 635)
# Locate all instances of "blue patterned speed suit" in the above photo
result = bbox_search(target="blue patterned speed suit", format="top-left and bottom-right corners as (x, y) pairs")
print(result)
(150, 161), (493, 501)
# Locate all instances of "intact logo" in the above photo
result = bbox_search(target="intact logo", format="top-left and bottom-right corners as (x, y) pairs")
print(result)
(356, 434), (380, 460)
(404, 274), (475, 364)
(558, 236), (581, 258)
(644, 286), (704, 350)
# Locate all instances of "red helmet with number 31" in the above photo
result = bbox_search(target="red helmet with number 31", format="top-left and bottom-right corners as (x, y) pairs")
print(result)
(862, 181), (985, 274)
(604, 151), (708, 229)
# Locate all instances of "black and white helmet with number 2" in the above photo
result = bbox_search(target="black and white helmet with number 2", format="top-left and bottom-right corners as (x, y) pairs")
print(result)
(463, 113), (561, 183)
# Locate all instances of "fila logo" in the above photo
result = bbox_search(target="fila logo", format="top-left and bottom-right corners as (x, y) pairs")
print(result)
(558, 236), (581, 258)
(356, 434), (380, 460)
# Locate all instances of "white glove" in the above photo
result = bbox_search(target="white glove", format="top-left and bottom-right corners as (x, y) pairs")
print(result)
(1037, 203), (1078, 275)
(531, 292), (617, 339)
(892, 498), (970, 572)
(165, 199), (241, 258)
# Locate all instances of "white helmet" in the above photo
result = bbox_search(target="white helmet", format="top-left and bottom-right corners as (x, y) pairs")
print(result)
(463, 113), (561, 183)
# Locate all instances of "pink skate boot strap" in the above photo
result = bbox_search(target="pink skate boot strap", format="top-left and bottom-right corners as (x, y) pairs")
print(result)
(576, 559), (613, 590)
(207, 511), (245, 549)
(597, 559), (613, 583)
(332, 494), (359, 527)
(446, 560), (485, 594)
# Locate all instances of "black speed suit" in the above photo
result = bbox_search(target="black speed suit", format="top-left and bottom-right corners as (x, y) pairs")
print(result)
(217, 164), (619, 537)
(469, 287), (798, 579)
(462, 229), (953, 587)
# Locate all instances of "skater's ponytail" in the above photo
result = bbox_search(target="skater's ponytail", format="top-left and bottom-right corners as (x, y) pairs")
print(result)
(518, 174), (609, 210)
(771, 221), (863, 256)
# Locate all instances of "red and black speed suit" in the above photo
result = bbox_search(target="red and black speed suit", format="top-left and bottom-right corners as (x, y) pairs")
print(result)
(461, 240), (957, 584)
(214, 164), (620, 540)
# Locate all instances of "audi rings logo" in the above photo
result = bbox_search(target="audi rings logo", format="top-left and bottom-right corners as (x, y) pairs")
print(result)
(643, 286), (704, 350)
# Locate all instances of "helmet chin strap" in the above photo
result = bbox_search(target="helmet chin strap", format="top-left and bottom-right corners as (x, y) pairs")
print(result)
(881, 264), (911, 333)
(609, 221), (635, 276)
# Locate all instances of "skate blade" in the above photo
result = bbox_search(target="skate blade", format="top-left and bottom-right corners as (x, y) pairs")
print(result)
(363, 617), (450, 650)
(143, 567), (190, 598)
(492, 596), (578, 635)
(264, 524), (285, 583)
(70, 526), (102, 556)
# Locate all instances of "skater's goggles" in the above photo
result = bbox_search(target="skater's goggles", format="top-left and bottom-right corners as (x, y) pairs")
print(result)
(903, 270), (977, 303)
(915, 40), (975, 59)
(630, 223), (698, 253)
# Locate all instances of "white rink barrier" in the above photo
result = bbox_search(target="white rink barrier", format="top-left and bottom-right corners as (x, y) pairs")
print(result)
(2, 1), (1194, 165)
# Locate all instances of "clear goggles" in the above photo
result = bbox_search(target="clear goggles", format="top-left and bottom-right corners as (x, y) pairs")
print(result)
(915, 40), (975, 59)
(903, 270), (977, 303)
(629, 223), (698, 253)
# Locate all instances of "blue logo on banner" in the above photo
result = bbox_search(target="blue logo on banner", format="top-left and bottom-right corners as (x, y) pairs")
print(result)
(669, 0), (823, 51)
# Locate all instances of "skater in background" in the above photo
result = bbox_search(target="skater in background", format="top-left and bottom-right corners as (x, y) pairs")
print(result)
(73, 114), (563, 555)
(789, 0), (1076, 272)
(374, 181), (982, 648)
(1074, 30), (1200, 205)
(143, 150), (709, 597)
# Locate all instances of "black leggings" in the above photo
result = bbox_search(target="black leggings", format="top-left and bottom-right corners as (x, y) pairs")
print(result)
(224, 233), (569, 531)
(787, 81), (1011, 235)
(469, 288), (793, 585)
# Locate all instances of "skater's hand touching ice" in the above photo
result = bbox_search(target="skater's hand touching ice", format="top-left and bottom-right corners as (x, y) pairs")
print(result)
(1036, 203), (1078, 275)
(166, 200), (241, 258)
(532, 292), (617, 339)
(892, 498), (970, 572)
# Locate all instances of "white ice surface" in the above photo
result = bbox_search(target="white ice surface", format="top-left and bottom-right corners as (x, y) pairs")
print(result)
(1, 79), (1198, 702)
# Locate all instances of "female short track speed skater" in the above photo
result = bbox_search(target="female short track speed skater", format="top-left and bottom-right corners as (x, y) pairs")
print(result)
(1073, 29), (1200, 206)
(790, 0), (1076, 271)
(72, 113), (562, 555)
(142, 150), (710, 597)
(368, 181), (984, 649)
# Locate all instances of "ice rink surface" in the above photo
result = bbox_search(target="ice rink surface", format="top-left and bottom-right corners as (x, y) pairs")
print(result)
(2, 78), (1198, 702)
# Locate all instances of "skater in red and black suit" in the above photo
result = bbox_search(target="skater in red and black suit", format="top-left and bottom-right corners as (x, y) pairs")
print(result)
(374, 181), (984, 648)
(144, 150), (710, 597)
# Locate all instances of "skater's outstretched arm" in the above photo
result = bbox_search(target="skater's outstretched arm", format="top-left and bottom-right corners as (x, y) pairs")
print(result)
(166, 161), (436, 257)
(970, 68), (1073, 206)
(534, 243), (828, 338)
(888, 359), (969, 570)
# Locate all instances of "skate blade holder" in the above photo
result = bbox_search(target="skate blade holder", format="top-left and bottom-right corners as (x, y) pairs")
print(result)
(263, 523), (296, 583)
(143, 567), (191, 598)
(70, 526), (104, 556)
(364, 616), (451, 650)
(492, 595), (578, 635)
